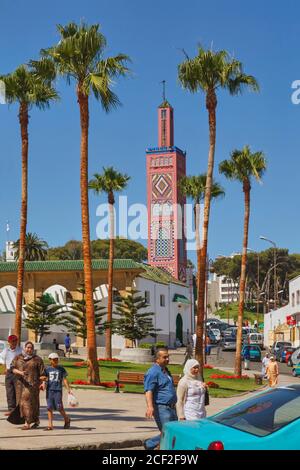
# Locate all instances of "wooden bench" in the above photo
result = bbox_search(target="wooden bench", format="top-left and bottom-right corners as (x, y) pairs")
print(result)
(115, 370), (181, 393)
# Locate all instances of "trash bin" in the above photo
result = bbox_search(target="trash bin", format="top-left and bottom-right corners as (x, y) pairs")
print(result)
(254, 374), (263, 385)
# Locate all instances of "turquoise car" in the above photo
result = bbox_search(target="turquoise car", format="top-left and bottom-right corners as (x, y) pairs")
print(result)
(241, 344), (261, 361)
(160, 384), (300, 450)
(292, 363), (300, 377)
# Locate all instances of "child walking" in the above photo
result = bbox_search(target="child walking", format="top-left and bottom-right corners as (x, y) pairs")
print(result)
(43, 352), (72, 430)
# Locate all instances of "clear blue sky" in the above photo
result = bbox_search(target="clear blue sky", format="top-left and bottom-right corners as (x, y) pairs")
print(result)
(0, 0), (299, 264)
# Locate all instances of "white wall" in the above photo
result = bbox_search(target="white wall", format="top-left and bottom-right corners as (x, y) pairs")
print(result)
(264, 305), (290, 347)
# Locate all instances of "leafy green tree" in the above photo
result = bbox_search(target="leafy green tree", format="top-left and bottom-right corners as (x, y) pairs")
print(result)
(219, 145), (266, 376)
(59, 285), (107, 347)
(178, 46), (258, 374)
(47, 238), (148, 262)
(1, 61), (57, 343)
(23, 293), (63, 343)
(48, 240), (83, 260)
(113, 288), (158, 347)
(42, 22), (130, 384)
(13, 233), (49, 261)
(91, 238), (148, 262)
(89, 167), (130, 359)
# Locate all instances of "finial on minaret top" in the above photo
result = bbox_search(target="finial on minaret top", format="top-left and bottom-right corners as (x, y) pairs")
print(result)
(158, 81), (174, 146)
(161, 80), (166, 102)
(159, 80), (172, 109)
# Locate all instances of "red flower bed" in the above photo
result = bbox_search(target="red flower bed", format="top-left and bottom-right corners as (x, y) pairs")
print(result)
(203, 364), (213, 369)
(71, 379), (124, 388)
(74, 362), (86, 367)
(206, 381), (219, 388)
(210, 374), (250, 380)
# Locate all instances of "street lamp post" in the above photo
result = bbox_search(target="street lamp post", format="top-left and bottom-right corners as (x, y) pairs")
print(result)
(260, 236), (277, 310)
(247, 248), (260, 327)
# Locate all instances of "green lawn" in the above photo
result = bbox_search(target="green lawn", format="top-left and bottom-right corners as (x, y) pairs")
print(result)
(0, 359), (263, 398)
(216, 302), (264, 327)
(59, 359), (263, 398)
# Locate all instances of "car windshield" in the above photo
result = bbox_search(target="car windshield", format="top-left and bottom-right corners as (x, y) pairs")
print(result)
(212, 387), (300, 437)
(277, 342), (291, 348)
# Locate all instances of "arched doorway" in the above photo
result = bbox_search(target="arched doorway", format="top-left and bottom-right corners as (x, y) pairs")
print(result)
(176, 313), (183, 344)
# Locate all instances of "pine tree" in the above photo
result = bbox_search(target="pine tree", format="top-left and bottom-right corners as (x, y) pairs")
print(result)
(113, 288), (158, 347)
(23, 293), (63, 342)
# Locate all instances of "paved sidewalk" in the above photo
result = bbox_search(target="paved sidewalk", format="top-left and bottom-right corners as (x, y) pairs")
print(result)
(0, 373), (298, 450)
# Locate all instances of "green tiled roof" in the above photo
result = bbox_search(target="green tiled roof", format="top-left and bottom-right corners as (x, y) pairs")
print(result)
(173, 294), (190, 304)
(138, 263), (186, 287)
(0, 259), (142, 273)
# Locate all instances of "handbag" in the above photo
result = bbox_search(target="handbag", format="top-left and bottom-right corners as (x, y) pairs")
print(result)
(205, 387), (209, 406)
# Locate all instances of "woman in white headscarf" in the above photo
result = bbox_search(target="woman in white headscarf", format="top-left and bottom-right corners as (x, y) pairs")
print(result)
(176, 359), (207, 421)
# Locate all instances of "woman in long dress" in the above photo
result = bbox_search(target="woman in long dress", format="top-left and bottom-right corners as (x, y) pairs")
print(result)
(266, 355), (279, 387)
(176, 359), (207, 421)
(11, 341), (45, 430)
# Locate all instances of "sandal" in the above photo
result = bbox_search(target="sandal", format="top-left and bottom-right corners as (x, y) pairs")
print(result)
(31, 422), (39, 429)
(21, 425), (31, 430)
(64, 418), (71, 429)
(44, 426), (53, 431)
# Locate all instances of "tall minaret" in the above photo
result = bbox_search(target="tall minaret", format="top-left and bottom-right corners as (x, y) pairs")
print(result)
(146, 93), (187, 281)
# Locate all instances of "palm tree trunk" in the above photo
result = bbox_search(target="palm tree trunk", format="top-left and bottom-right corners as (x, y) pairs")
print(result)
(195, 89), (217, 376)
(106, 193), (115, 359)
(14, 103), (29, 344)
(194, 202), (202, 364)
(235, 181), (251, 376)
(77, 86), (100, 384)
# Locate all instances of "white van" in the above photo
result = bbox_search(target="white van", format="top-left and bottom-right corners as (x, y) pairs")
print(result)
(246, 332), (264, 348)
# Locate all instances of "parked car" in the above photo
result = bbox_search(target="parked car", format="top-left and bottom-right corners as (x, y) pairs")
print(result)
(210, 328), (221, 342)
(206, 318), (222, 327)
(271, 341), (292, 355)
(292, 364), (300, 377)
(279, 347), (296, 364)
(221, 338), (236, 351)
(224, 327), (237, 338)
(241, 345), (261, 362)
(216, 324), (230, 338)
(245, 332), (264, 349)
(206, 330), (218, 344)
(288, 347), (300, 367)
(160, 384), (300, 450)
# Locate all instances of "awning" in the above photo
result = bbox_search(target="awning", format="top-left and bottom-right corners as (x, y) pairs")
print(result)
(173, 294), (190, 304)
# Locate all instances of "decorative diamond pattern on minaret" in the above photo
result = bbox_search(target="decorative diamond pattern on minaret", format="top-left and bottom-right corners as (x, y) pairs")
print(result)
(152, 174), (172, 199)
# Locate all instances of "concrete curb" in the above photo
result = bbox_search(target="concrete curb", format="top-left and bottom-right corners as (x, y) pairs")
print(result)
(28, 439), (144, 451)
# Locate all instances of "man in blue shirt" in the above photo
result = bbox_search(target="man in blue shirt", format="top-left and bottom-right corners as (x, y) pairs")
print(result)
(144, 348), (177, 450)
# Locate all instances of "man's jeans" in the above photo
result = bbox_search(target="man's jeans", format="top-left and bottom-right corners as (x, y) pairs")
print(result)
(145, 404), (177, 449)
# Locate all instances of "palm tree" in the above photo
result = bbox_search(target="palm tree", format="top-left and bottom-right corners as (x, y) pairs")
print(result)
(178, 46), (259, 372)
(42, 23), (130, 383)
(13, 232), (49, 261)
(219, 145), (266, 375)
(179, 175), (224, 373)
(0, 63), (57, 343)
(89, 167), (130, 358)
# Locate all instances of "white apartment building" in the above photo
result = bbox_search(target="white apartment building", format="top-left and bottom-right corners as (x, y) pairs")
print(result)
(264, 275), (300, 348)
(207, 273), (239, 314)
